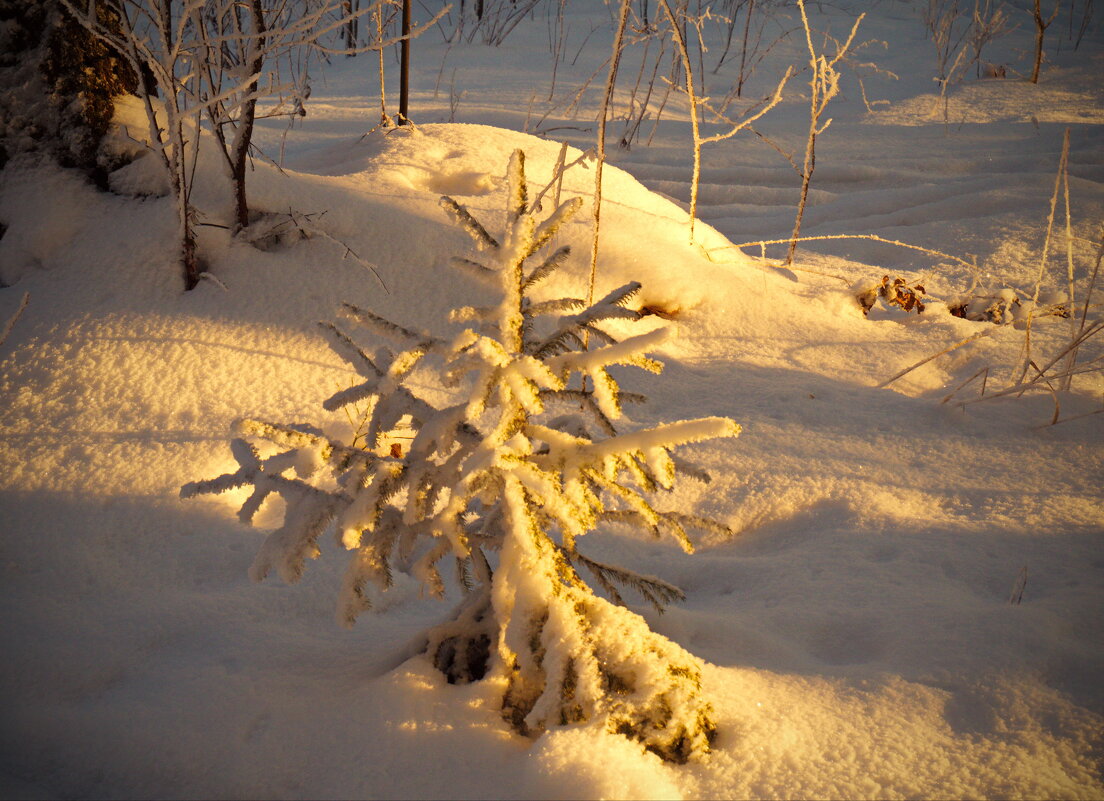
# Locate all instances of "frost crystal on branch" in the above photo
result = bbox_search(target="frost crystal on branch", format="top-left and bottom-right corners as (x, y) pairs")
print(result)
(183, 149), (742, 762)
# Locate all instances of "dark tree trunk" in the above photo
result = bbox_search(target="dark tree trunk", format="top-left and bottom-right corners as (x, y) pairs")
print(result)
(1031, 0), (1059, 83)
(228, 0), (266, 232)
(182, 226), (200, 290)
(343, 0), (358, 53)
(737, 0), (755, 96)
(1032, 0), (1045, 82)
(230, 145), (251, 233)
(399, 0), (411, 123)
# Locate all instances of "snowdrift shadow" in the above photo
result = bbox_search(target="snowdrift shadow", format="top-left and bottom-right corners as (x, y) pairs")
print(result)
(0, 489), (523, 798)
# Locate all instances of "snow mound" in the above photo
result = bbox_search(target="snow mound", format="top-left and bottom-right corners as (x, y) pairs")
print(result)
(867, 62), (1104, 126)
(1, 55), (1102, 795)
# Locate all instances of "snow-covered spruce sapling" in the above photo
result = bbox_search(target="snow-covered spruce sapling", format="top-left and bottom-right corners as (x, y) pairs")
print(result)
(183, 150), (740, 762)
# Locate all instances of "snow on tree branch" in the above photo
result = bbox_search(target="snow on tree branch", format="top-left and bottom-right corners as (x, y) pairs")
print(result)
(183, 148), (742, 762)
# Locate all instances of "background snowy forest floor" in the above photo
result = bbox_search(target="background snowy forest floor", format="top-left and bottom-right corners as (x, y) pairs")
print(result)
(1, 1), (1103, 798)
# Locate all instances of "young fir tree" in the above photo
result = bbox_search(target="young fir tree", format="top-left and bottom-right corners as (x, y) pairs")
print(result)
(183, 150), (740, 762)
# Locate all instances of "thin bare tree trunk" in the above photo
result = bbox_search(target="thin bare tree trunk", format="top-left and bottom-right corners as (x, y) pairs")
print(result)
(787, 0), (863, 266)
(659, 0), (701, 241)
(587, 0), (632, 311)
(155, 0), (200, 289)
(229, 0), (266, 232)
(737, 0), (754, 96)
(399, 0), (411, 122)
(377, 4), (390, 123)
(1031, 0), (1060, 82)
(788, 125), (816, 265)
(343, 0), (358, 53)
(1032, 0), (1046, 81)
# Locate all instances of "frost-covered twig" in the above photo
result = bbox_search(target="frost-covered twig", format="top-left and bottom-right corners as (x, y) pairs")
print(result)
(1015, 129), (1070, 387)
(733, 232), (979, 273)
(787, 1), (864, 266)
(658, 0), (791, 243)
(1030, 0), (1062, 83)
(250, 210), (390, 292)
(529, 143), (593, 214)
(877, 330), (992, 389)
(959, 320), (1104, 406)
(1063, 225), (1104, 390)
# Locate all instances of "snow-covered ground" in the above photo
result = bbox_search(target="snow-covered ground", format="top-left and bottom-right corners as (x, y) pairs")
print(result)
(1, 1), (1102, 798)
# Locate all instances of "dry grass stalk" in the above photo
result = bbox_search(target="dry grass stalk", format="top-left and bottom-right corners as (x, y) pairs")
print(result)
(1061, 154), (1077, 389)
(877, 330), (992, 389)
(959, 318), (1104, 408)
(1035, 401), (1104, 428)
(1015, 129), (1070, 387)
(531, 142), (569, 212)
(1062, 223), (1104, 390)
(618, 35), (662, 149)
(941, 365), (989, 404)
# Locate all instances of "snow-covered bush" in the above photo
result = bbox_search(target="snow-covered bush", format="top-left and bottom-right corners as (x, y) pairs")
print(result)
(947, 287), (1070, 325)
(183, 149), (741, 762)
(0, 0), (136, 177)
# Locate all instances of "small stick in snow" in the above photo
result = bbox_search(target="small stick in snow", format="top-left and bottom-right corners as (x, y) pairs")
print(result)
(1008, 566), (1028, 605)
(1034, 405), (1104, 429)
(199, 272), (229, 291)
(0, 292), (29, 348)
(940, 365), (990, 404)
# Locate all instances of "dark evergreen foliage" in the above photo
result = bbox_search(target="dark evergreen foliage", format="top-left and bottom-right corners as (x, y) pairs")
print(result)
(0, 0), (136, 180)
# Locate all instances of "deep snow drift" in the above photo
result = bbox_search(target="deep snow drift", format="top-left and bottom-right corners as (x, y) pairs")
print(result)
(1, 2), (1102, 798)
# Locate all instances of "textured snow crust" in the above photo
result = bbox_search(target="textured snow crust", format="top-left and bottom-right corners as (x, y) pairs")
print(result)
(1, 3), (1103, 798)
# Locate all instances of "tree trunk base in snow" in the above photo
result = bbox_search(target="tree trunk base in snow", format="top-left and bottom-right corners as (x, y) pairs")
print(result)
(424, 575), (717, 763)
(182, 239), (200, 291)
(427, 586), (496, 684)
(497, 586), (718, 763)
